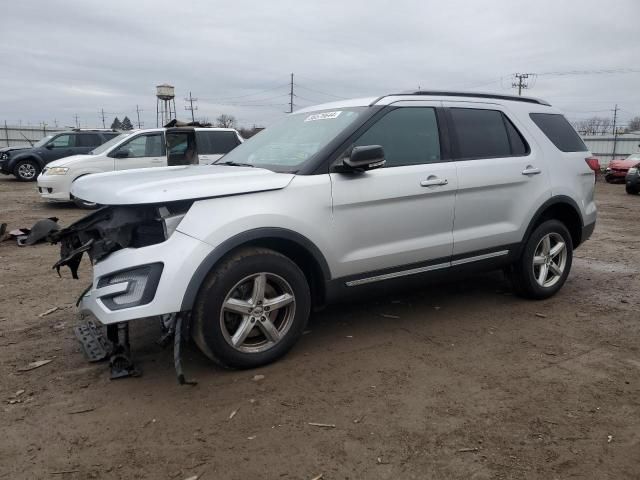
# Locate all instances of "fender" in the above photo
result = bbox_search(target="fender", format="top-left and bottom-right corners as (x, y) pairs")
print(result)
(518, 195), (584, 255)
(10, 151), (45, 171)
(180, 227), (332, 311)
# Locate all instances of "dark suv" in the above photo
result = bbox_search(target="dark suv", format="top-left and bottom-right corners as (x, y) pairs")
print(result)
(0, 129), (119, 181)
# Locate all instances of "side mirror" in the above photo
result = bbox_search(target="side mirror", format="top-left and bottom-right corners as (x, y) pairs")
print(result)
(113, 150), (129, 159)
(45, 144), (54, 150)
(343, 145), (385, 171)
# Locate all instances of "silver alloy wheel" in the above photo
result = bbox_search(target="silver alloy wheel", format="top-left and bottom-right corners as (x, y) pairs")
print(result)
(220, 272), (296, 353)
(532, 232), (567, 288)
(18, 162), (36, 180)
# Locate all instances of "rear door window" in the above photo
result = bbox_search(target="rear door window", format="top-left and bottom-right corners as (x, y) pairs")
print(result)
(450, 108), (511, 159)
(76, 134), (102, 147)
(529, 113), (587, 152)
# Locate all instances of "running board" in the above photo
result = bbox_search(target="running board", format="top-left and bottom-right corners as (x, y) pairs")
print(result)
(345, 250), (509, 287)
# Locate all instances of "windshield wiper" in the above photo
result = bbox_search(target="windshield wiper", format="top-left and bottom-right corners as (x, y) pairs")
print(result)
(216, 161), (255, 168)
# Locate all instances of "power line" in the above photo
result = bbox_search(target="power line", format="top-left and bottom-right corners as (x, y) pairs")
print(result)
(512, 73), (535, 96)
(289, 73), (294, 113)
(135, 105), (143, 128)
(294, 83), (347, 99)
(184, 91), (198, 122)
(202, 84), (290, 103)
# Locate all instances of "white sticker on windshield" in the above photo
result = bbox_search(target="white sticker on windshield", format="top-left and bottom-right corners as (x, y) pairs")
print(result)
(304, 111), (342, 122)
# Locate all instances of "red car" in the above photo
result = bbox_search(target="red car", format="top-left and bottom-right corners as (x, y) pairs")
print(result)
(605, 152), (640, 183)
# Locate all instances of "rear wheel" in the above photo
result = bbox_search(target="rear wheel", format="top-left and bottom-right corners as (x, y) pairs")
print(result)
(192, 247), (311, 369)
(14, 159), (40, 181)
(626, 184), (638, 195)
(509, 220), (573, 299)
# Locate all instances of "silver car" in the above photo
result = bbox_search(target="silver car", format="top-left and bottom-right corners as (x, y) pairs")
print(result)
(54, 91), (598, 370)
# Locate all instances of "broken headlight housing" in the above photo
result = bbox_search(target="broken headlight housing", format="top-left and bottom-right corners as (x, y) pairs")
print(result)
(97, 263), (163, 310)
(158, 206), (186, 239)
(50, 201), (193, 279)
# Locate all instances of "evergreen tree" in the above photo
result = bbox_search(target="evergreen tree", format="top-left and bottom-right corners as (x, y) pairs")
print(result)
(110, 117), (122, 130)
(121, 116), (134, 130)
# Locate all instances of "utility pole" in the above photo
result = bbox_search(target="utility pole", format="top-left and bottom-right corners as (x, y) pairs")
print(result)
(512, 73), (531, 96)
(289, 73), (294, 113)
(184, 92), (198, 122)
(135, 105), (143, 128)
(612, 104), (619, 161)
(73, 114), (80, 129)
(100, 108), (106, 128)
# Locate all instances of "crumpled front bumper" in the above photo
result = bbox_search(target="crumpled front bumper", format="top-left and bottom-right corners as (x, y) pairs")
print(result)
(79, 231), (213, 325)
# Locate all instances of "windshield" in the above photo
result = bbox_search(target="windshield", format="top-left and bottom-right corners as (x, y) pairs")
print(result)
(33, 135), (54, 148)
(627, 153), (640, 161)
(217, 108), (366, 172)
(89, 132), (134, 155)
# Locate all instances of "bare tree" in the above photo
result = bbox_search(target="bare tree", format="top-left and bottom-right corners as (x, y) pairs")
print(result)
(626, 116), (640, 133)
(238, 126), (264, 139)
(216, 114), (237, 129)
(573, 116), (613, 136)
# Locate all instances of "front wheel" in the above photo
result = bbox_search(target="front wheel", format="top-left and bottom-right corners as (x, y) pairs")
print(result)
(192, 247), (311, 369)
(509, 220), (573, 299)
(626, 184), (638, 195)
(14, 159), (40, 181)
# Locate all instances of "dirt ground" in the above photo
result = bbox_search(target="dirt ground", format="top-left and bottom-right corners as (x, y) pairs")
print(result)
(1, 176), (639, 480)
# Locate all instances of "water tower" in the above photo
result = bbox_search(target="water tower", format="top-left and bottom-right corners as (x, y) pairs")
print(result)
(156, 84), (176, 126)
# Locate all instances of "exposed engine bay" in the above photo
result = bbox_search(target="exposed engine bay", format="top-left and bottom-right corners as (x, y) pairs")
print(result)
(49, 202), (191, 279)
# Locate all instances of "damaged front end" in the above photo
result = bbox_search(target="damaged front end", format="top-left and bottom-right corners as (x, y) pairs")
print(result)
(50, 201), (196, 383)
(50, 202), (191, 279)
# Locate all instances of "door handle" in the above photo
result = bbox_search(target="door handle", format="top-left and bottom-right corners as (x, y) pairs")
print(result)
(522, 166), (541, 176)
(420, 177), (448, 187)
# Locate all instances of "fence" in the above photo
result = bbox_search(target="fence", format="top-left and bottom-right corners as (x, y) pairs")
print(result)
(582, 134), (640, 166)
(1, 123), (66, 148)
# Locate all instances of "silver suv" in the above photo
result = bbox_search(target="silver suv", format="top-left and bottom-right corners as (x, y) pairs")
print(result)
(54, 91), (598, 370)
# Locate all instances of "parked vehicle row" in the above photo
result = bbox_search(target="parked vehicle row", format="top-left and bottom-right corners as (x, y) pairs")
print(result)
(0, 129), (120, 181)
(36, 127), (243, 208)
(604, 152), (640, 183)
(53, 91), (598, 369)
(625, 162), (640, 194)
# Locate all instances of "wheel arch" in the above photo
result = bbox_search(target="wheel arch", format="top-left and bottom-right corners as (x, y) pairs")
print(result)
(522, 196), (584, 251)
(11, 152), (44, 171)
(180, 228), (331, 312)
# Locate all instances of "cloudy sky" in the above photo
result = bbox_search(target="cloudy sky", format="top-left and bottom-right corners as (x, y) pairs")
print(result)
(2, 0), (639, 129)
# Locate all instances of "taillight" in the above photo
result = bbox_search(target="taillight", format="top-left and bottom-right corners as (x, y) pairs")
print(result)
(585, 157), (600, 172)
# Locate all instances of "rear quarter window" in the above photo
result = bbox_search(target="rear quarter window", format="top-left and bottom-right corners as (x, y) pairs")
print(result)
(529, 113), (587, 152)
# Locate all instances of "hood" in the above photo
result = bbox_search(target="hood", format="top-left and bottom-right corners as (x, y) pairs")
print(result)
(71, 165), (295, 205)
(609, 158), (638, 169)
(0, 146), (29, 154)
(46, 154), (95, 168)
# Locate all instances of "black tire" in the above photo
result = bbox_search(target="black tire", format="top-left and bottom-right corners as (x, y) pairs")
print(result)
(509, 219), (573, 300)
(626, 184), (638, 195)
(192, 247), (311, 369)
(13, 159), (40, 182)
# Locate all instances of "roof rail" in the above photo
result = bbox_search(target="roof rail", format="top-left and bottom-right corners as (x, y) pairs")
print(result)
(370, 91), (551, 106)
(71, 128), (119, 132)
